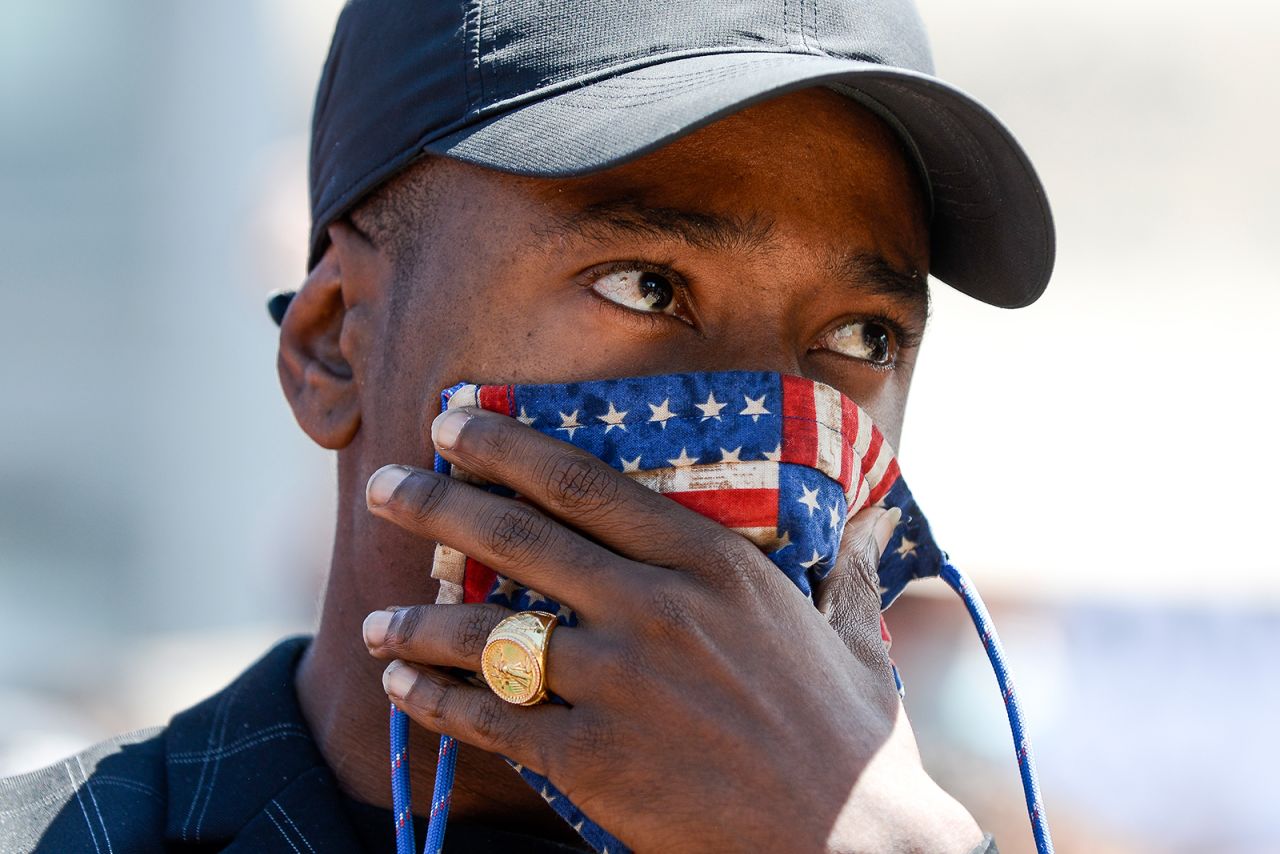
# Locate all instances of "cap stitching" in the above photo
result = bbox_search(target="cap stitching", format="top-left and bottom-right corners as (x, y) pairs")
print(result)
(477, 0), (490, 105)
(811, 0), (823, 53)
(461, 1), (476, 111)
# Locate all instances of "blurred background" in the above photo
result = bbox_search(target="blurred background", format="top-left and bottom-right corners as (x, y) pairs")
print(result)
(1, 1), (1276, 852)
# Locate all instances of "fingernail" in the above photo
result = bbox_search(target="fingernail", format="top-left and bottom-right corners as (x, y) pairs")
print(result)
(366, 465), (410, 507)
(431, 408), (472, 451)
(872, 506), (902, 557)
(363, 610), (393, 647)
(383, 660), (419, 699)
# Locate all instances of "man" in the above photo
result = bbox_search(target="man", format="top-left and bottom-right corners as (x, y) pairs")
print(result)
(0, 0), (1052, 851)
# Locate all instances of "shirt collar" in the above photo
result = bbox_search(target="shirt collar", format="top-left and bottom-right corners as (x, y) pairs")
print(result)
(162, 636), (364, 852)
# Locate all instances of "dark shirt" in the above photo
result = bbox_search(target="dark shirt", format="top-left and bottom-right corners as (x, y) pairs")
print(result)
(0, 638), (579, 853)
(342, 792), (584, 853)
(0, 637), (997, 854)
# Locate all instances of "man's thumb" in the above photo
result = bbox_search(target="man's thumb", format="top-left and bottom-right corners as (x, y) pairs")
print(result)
(817, 505), (901, 650)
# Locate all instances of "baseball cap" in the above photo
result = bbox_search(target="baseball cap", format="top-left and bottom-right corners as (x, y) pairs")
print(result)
(287, 0), (1054, 321)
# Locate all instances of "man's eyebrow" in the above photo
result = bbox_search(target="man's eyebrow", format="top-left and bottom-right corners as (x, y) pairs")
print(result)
(828, 250), (930, 314)
(537, 199), (778, 254)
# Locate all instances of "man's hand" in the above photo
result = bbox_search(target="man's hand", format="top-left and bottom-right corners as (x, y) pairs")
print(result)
(361, 406), (982, 853)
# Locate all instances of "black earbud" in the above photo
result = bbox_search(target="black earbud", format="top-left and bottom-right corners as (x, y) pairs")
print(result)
(267, 290), (296, 326)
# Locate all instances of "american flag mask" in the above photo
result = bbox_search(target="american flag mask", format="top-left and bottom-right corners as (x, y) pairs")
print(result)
(390, 371), (1054, 854)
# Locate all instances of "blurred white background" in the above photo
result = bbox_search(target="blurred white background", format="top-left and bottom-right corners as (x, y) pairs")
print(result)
(1, 1), (1276, 852)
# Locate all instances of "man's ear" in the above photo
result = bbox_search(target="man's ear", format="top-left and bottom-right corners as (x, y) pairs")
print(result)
(276, 221), (383, 449)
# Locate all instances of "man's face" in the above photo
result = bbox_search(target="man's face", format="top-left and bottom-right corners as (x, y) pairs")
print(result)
(349, 86), (929, 489)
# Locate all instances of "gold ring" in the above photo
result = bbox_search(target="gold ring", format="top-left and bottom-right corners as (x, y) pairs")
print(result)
(481, 611), (558, 706)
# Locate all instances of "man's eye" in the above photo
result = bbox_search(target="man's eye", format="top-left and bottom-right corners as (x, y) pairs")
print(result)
(819, 320), (896, 365)
(590, 269), (677, 314)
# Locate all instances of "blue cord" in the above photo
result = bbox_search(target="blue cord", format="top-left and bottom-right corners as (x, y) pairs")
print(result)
(388, 416), (465, 854)
(422, 736), (457, 854)
(940, 561), (1054, 854)
(389, 703), (414, 854)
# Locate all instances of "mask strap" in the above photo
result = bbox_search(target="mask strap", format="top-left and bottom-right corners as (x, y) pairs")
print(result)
(389, 703), (414, 854)
(389, 436), (461, 854)
(940, 561), (1055, 854)
(423, 736), (457, 854)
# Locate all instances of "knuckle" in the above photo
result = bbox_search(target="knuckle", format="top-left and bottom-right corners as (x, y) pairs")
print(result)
(385, 606), (425, 648)
(642, 582), (704, 644)
(615, 643), (655, 694)
(585, 637), (636, 692)
(832, 541), (881, 606)
(408, 672), (449, 724)
(482, 505), (554, 567)
(469, 417), (519, 466)
(698, 534), (756, 593)
(542, 455), (618, 517)
(564, 715), (618, 768)
(403, 473), (448, 527)
(457, 608), (497, 657)
(470, 694), (514, 747)
(855, 538), (884, 587)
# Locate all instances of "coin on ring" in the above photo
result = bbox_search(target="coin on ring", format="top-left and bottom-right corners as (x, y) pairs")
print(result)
(481, 611), (558, 706)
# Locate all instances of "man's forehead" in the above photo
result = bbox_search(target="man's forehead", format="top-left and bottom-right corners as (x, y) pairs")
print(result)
(511, 89), (928, 250)
(536, 198), (780, 256)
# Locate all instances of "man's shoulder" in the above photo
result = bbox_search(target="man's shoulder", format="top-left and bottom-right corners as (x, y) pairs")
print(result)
(0, 637), (348, 854)
(0, 727), (168, 854)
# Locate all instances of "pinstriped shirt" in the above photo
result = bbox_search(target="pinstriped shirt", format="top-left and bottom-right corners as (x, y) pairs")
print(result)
(0, 639), (999, 854)
(0, 639), (580, 853)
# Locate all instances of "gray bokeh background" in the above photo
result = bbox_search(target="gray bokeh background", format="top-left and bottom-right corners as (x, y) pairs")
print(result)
(2, 2), (1276, 852)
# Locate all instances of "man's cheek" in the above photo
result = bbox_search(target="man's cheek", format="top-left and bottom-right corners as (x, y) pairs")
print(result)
(445, 286), (632, 385)
(809, 367), (913, 450)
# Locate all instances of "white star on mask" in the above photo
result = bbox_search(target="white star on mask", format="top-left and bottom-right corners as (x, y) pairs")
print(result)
(800, 550), (824, 569)
(695, 392), (727, 421)
(739, 394), (770, 421)
(667, 448), (699, 467)
(647, 398), (677, 428)
(596, 401), (628, 432)
(798, 484), (822, 515)
(557, 410), (582, 439)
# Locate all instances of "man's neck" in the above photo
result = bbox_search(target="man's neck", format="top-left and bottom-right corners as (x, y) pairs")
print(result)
(294, 520), (577, 843)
